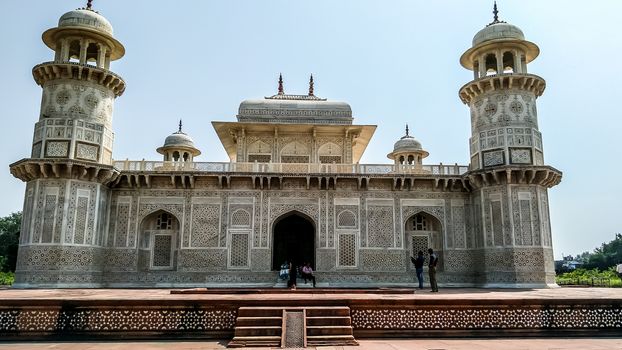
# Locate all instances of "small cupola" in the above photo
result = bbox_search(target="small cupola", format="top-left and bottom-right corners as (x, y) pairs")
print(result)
(157, 120), (201, 162)
(387, 124), (429, 168)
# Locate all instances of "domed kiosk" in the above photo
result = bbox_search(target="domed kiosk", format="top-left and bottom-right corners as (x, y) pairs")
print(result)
(157, 121), (201, 163)
(387, 125), (429, 172)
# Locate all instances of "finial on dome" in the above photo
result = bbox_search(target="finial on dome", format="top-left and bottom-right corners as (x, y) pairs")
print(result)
(493, 1), (499, 22)
(405, 124), (410, 137)
(178, 119), (183, 133)
(309, 74), (315, 96)
(487, 1), (505, 26)
(278, 73), (284, 95)
(86, 0), (93, 10)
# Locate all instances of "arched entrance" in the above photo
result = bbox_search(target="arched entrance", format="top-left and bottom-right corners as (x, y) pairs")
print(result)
(139, 211), (180, 271)
(405, 212), (443, 269)
(272, 212), (315, 270)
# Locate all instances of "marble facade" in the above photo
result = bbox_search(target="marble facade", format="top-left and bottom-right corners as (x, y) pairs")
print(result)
(9, 4), (562, 288)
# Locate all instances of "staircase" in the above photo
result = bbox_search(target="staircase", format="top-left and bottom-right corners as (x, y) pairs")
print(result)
(228, 306), (357, 348)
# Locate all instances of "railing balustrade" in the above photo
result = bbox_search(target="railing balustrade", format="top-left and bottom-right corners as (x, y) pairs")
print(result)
(112, 160), (469, 176)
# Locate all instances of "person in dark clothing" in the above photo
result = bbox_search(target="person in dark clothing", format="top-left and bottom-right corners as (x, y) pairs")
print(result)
(428, 248), (439, 292)
(410, 251), (425, 289)
(287, 262), (297, 289)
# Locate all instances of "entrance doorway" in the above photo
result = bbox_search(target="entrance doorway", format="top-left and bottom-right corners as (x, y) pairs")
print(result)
(272, 212), (315, 270)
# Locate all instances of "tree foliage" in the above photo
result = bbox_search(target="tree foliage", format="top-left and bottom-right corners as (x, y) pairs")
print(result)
(0, 212), (21, 272)
(579, 233), (622, 270)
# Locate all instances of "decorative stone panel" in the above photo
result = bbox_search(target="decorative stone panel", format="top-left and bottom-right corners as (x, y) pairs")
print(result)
(351, 305), (622, 333)
(178, 249), (227, 272)
(360, 249), (405, 272)
(316, 249), (336, 272)
(44, 140), (69, 158)
(509, 148), (532, 164)
(103, 249), (137, 272)
(366, 204), (394, 248)
(250, 249), (271, 272)
(16, 246), (104, 272)
(190, 202), (221, 248)
(482, 149), (504, 167)
(75, 142), (99, 161)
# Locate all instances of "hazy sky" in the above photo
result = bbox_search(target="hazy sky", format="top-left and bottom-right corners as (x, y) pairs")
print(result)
(0, 1), (620, 259)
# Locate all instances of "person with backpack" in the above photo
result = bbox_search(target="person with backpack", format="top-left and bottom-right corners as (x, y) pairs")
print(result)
(410, 251), (425, 290)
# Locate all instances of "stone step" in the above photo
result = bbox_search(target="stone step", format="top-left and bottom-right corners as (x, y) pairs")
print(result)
(227, 335), (282, 348)
(233, 326), (282, 337)
(307, 325), (353, 336)
(306, 315), (351, 326)
(235, 316), (282, 327)
(306, 334), (359, 347)
(305, 306), (351, 317)
(236, 307), (284, 318)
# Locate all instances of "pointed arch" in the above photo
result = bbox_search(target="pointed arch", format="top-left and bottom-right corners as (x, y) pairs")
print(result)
(231, 208), (251, 227)
(281, 141), (309, 155)
(248, 140), (271, 154)
(337, 209), (356, 228)
(318, 142), (342, 156)
(272, 210), (316, 270)
(139, 210), (180, 270)
(404, 210), (443, 270)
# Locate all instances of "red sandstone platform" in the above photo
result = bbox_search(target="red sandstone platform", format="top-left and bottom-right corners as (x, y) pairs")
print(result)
(0, 288), (620, 341)
(1, 286), (620, 302)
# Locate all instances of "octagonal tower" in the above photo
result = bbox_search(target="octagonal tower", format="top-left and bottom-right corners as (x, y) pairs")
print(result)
(9, 1), (125, 287)
(459, 4), (562, 287)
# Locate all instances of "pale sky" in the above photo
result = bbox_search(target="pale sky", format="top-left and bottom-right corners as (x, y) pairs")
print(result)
(0, 1), (620, 259)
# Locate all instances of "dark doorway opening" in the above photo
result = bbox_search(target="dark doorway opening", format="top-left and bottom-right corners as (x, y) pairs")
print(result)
(272, 212), (315, 270)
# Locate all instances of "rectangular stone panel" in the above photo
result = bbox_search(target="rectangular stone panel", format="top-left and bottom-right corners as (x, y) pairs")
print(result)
(44, 140), (69, 158)
(75, 142), (100, 161)
(482, 149), (504, 167)
(509, 148), (532, 164)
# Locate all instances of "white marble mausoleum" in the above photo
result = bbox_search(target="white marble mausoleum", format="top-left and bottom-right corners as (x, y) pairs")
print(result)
(9, 3), (562, 288)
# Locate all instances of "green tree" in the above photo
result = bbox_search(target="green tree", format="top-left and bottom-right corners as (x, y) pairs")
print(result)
(0, 212), (21, 272)
(583, 233), (622, 270)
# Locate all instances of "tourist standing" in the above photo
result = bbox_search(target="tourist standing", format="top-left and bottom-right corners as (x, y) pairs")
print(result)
(428, 248), (439, 292)
(288, 262), (297, 289)
(410, 251), (425, 290)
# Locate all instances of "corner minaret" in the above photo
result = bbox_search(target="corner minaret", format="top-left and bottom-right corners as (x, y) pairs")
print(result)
(9, 1), (125, 287)
(459, 3), (544, 169)
(459, 4), (562, 287)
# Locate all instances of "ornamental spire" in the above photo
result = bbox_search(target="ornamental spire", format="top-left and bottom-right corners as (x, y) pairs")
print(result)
(178, 119), (183, 133)
(86, 0), (93, 10)
(278, 73), (284, 95)
(487, 1), (505, 26)
(493, 1), (499, 22)
(308, 74), (314, 96)
(405, 124), (410, 137)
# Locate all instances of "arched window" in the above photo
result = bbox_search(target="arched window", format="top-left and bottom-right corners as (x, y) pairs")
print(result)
(405, 212), (442, 269)
(407, 155), (415, 165)
(485, 53), (497, 76)
(337, 210), (356, 228)
(86, 42), (99, 66)
(183, 152), (189, 162)
(503, 51), (515, 73)
(69, 40), (81, 63)
(399, 155), (405, 165)
(231, 209), (251, 227)
(139, 211), (179, 270)
(172, 151), (180, 161)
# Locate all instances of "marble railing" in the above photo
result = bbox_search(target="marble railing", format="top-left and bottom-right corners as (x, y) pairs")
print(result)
(112, 160), (469, 176)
